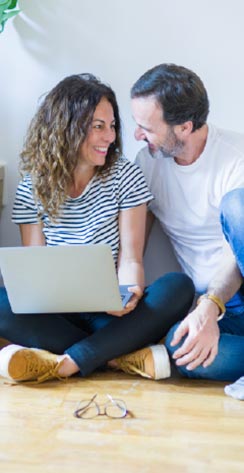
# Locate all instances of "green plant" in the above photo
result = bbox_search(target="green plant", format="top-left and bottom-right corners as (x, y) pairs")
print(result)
(0, 0), (20, 33)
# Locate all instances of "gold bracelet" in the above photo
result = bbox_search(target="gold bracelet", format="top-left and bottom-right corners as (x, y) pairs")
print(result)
(197, 293), (225, 321)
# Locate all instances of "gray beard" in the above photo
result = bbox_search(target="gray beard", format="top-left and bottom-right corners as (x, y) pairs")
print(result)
(148, 143), (184, 160)
(148, 146), (173, 160)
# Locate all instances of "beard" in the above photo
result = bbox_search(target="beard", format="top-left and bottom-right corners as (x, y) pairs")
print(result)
(148, 127), (184, 159)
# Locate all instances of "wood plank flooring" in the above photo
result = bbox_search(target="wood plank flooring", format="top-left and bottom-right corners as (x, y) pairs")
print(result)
(0, 369), (243, 473)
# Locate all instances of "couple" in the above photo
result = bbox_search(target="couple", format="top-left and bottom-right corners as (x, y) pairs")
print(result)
(0, 65), (243, 400)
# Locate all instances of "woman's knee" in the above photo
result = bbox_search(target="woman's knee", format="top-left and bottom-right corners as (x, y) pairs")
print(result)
(153, 272), (194, 302)
(169, 273), (195, 314)
(146, 273), (194, 320)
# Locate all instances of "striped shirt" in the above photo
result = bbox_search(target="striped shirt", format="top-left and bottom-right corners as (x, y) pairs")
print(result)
(12, 157), (153, 263)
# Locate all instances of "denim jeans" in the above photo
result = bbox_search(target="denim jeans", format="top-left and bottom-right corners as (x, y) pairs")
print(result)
(0, 272), (194, 377)
(165, 188), (244, 381)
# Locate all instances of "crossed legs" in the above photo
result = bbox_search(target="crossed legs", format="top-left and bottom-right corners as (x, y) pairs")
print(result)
(165, 188), (244, 383)
(0, 272), (194, 382)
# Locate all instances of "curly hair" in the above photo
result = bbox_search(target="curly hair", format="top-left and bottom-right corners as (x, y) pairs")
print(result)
(20, 74), (122, 219)
(131, 64), (209, 132)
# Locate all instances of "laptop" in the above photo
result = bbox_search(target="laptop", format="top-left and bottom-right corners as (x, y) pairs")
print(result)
(0, 245), (133, 314)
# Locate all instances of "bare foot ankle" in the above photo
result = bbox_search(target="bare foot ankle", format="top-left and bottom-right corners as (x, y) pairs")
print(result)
(57, 355), (79, 377)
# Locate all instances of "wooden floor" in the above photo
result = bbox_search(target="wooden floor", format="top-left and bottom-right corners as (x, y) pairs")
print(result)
(0, 368), (243, 473)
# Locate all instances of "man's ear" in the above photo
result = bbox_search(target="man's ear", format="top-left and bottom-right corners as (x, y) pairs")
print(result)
(175, 121), (193, 138)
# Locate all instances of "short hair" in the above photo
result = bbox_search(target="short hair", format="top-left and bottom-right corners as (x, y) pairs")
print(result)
(131, 64), (209, 132)
(20, 73), (122, 219)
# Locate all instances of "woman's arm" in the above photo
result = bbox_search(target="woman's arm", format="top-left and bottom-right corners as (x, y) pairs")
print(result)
(107, 203), (147, 316)
(117, 203), (146, 287)
(19, 223), (45, 246)
(144, 210), (155, 252)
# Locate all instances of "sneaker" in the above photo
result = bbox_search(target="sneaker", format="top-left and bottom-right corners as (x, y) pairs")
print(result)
(0, 337), (11, 349)
(0, 344), (65, 383)
(114, 344), (171, 380)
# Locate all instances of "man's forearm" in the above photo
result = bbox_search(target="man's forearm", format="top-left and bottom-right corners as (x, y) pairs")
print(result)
(207, 241), (243, 304)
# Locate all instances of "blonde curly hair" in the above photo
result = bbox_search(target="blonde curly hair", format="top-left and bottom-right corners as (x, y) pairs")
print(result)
(20, 74), (122, 219)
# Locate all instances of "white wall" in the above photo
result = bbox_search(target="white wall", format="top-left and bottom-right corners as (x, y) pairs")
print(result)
(1, 0), (244, 282)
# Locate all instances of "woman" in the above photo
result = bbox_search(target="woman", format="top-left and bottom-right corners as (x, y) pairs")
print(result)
(0, 74), (194, 383)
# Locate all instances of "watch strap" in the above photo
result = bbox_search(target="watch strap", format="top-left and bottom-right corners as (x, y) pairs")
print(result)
(197, 293), (225, 321)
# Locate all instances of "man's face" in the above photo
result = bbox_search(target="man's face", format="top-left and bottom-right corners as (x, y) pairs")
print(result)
(132, 96), (184, 158)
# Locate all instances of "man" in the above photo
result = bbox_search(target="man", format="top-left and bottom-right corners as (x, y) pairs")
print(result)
(131, 63), (244, 399)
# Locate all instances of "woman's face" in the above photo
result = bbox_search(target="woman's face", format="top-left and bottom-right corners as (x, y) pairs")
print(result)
(79, 97), (116, 168)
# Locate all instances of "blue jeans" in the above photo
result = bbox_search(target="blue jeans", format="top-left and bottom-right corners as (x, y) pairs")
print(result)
(166, 188), (244, 381)
(0, 272), (194, 377)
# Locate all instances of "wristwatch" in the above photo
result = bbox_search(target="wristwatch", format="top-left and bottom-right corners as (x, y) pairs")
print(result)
(196, 293), (225, 321)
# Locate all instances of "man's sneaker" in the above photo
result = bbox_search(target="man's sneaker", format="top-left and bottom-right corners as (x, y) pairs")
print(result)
(0, 344), (65, 383)
(114, 344), (171, 380)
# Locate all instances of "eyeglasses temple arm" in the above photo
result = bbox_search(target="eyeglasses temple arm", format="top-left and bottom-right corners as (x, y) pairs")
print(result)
(74, 393), (98, 417)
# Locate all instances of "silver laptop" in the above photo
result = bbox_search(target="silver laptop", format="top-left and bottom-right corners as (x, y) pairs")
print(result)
(0, 245), (132, 314)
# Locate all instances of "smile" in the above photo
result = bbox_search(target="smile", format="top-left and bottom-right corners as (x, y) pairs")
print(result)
(94, 147), (108, 153)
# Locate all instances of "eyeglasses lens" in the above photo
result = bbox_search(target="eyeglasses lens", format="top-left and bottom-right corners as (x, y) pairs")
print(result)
(106, 399), (127, 418)
(75, 400), (98, 419)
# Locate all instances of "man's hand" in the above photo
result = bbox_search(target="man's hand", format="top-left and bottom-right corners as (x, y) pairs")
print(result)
(170, 299), (220, 370)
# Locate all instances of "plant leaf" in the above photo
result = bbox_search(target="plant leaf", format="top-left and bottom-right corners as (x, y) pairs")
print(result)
(7, 0), (18, 9)
(0, 1), (12, 8)
(0, 0), (19, 33)
(0, 18), (6, 32)
(0, 8), (19, 31)
(0, 1), (18, 13)
(2, 9), (19, 20)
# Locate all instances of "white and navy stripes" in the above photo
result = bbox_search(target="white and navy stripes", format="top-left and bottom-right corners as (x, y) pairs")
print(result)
(12, 157), (153, 263)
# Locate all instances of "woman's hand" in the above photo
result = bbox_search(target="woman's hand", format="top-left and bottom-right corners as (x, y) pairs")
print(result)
(109, 204), (146, 317)
(107, 285), (144, 317)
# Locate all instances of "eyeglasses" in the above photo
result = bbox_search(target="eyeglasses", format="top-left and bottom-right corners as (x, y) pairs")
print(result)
(74, 393), (133, 419)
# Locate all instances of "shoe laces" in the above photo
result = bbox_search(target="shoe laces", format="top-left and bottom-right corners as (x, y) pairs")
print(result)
(22, 351), (66, 384)
(37, 365), (66, 383)
(118, 352), (152, 379)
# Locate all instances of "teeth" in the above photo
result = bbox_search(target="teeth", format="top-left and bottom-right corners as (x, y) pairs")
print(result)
(95, 147), (107, 152)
